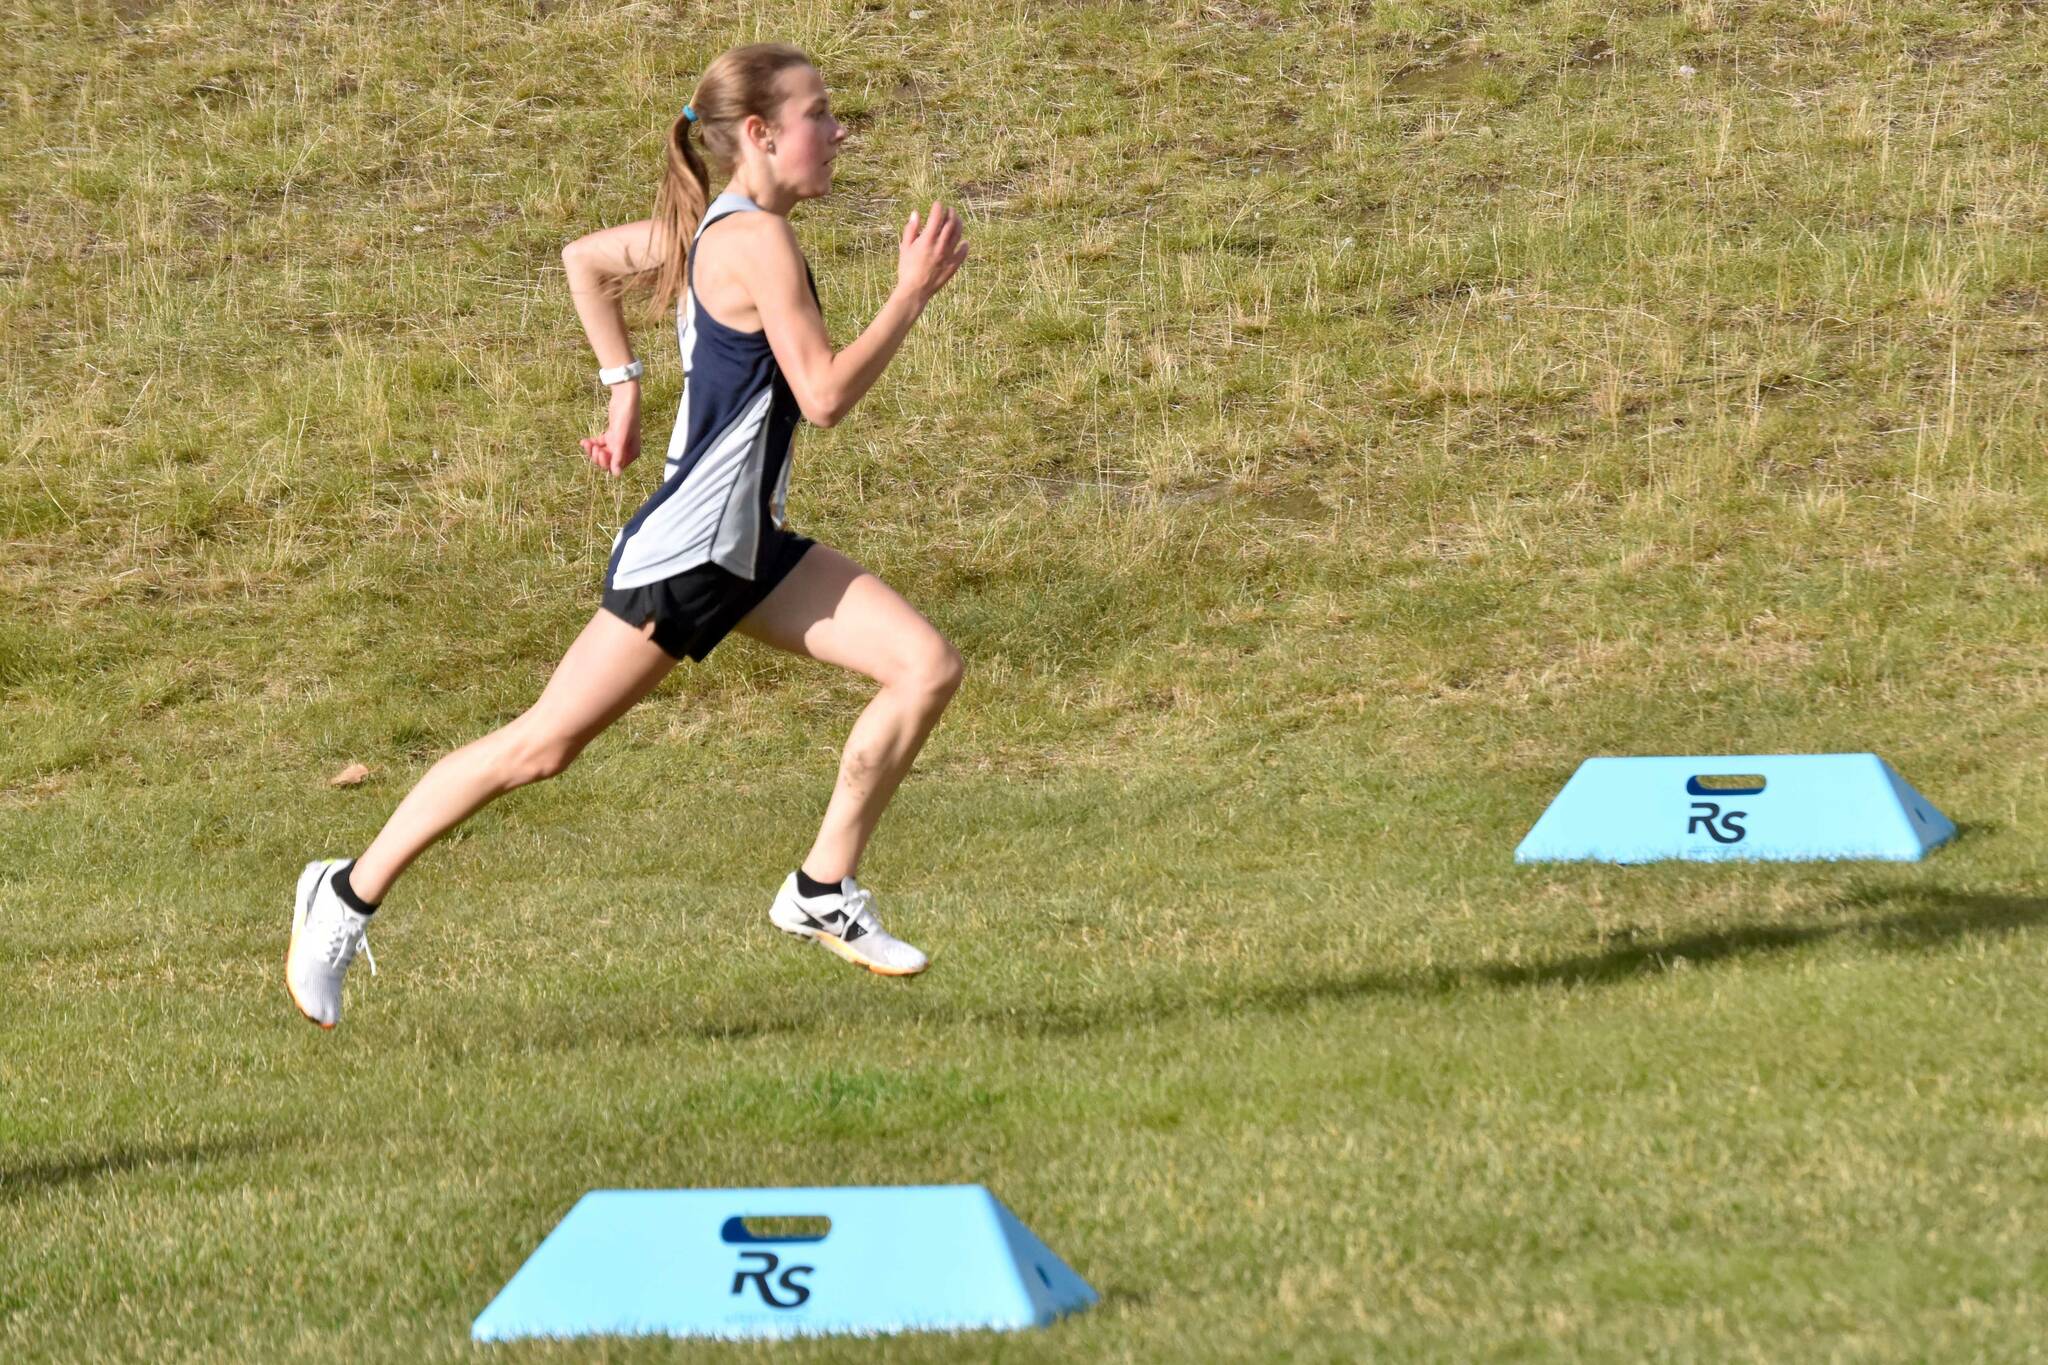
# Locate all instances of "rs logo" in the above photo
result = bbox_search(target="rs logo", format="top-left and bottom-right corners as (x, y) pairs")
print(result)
(1687, 801), (1747, 844)
(731, 1250), (813, 1309)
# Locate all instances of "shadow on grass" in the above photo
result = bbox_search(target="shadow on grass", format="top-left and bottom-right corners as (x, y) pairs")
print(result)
(426, 1006), (812, 1060)
(415, 888), (2048, 1050)
(1009, 886), (2048, 1037)
(1472, 886), (2048, 992)
(1092, 1282), (1156, 1311)
(0, 1131), (285, 1203)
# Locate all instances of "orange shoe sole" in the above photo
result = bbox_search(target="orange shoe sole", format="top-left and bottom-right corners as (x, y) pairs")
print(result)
(781, 924), (928, 977)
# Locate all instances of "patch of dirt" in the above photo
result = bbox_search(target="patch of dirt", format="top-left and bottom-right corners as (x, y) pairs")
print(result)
(1387, 48), (1490, 98)
(1569, 38), (1618, 70)
(1988, 286), (2043, 316)
(182, 70), (257, 108)
(0, 776), (71, 810)
(1391, 277), (1489, 315)
(185, 195), (231, 241)
(952, 178), (1017, 214)
(889, 75), (926, 113)
(843, 73), (926, 131)
(1174, 2), (1285, 30)
(1905, 37), (1982, 68)
(1674, 47), (1752, 78)
(1155, 483), (1328, 522)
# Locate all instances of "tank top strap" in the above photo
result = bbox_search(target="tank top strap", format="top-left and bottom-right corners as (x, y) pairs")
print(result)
(679, 193), (818, 313)
(686, 192), (762, 290)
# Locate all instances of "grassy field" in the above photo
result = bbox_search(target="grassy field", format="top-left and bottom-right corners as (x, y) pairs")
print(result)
(4, 0), (2047, 1359)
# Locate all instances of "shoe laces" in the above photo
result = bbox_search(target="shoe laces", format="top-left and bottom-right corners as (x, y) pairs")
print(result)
(841, 885), (881, 936)
(322, 910), (377, 976)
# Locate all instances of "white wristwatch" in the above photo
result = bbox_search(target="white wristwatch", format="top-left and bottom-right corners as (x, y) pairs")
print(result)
(598, 358), (644, 386)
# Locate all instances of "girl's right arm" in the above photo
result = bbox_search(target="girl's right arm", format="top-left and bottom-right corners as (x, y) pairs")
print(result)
(730, 202), (968, 428)
(561, 220), (665, 475)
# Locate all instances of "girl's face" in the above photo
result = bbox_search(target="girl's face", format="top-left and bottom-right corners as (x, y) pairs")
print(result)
(766, 65), (846, 199)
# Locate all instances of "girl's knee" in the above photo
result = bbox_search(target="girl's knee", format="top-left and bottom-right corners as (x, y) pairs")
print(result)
(910, 639), (964, 701)
(489, 723), (583, 788)
(935, 642), (965, 696)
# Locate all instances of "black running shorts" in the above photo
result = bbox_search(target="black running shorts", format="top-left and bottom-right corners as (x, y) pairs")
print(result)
(600, 533), (814, 662)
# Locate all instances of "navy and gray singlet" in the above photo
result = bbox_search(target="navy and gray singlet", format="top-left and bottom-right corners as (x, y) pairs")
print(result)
(604, 192), (817, 592)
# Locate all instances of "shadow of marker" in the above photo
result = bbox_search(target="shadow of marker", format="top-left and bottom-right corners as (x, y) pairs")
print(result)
(0, 1131), (287, 1204)
(981, 886), (2048, 1037)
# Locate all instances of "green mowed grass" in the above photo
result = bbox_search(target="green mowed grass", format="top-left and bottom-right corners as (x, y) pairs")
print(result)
(5, 0), (2047, 1359)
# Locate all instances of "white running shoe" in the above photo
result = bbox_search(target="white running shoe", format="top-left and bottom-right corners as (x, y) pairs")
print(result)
(768, 873), (929, 977)
(286, 859), (376, 1029)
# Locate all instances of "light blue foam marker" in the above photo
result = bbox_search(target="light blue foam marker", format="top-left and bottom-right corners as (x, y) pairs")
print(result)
(1514, 753), (1954, 863)
(471, 1186), (1098, 1342)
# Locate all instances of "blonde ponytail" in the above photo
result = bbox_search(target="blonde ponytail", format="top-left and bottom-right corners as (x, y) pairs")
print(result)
(646, 111), (711, 320)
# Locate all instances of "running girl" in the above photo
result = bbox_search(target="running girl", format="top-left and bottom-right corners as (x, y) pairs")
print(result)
(287, 43), (970, 1028)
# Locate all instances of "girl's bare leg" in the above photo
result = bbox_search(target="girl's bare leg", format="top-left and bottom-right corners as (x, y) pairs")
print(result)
(733, 545), (963, 882)
(347, 610), (677, 903)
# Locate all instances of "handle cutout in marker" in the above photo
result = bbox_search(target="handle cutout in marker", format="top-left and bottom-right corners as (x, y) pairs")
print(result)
(1685, 774), (1767, 796)
(721, 1215), (832, 1244)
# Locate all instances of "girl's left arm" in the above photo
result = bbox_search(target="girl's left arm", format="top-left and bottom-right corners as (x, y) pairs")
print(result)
(561, 220), (665, 475)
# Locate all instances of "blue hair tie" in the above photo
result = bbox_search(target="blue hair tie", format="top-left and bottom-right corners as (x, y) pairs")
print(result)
(683, 104), (698, 123)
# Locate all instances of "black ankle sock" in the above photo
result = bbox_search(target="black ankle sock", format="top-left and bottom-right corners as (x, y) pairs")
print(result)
(796, 868), (843, 899)
(332, 863), (380, 916)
